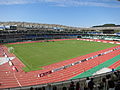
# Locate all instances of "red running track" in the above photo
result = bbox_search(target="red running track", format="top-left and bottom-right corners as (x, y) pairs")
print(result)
(109, 60), (120, 69)
(0, 39), (120, 89)
(8, 39), (76, 45)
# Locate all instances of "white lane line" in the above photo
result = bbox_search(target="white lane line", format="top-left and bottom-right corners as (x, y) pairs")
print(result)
(13, 72), (22, 87)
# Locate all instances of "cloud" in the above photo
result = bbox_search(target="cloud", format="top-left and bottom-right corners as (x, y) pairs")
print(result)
(0, 0), (31, 5)
(0, 0), (120, 8)
(42, 0), (120, 8)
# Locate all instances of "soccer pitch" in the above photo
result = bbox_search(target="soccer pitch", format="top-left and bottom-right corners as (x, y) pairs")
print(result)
(6, 40), (117, 72)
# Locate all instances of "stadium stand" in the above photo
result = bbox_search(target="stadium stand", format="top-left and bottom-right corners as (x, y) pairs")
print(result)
(0, 22), (120, 43)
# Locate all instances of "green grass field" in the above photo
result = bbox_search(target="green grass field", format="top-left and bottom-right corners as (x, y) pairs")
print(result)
(6, 40), (117, 72)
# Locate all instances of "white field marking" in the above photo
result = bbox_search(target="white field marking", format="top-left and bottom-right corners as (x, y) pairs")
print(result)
(97, 41), (101, 42)
(116, 43), (120, 44)
(0, 57), (15, 65)
(103, 41), (107, 43)
(109, 42), (114, 44)
(13, 72), (22, 87)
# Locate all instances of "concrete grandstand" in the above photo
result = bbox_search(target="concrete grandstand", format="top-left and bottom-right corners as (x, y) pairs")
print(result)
(0, 22), (120, 43)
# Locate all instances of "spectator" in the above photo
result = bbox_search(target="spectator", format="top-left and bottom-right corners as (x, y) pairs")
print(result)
(115, 81), (120, 90)
(111, 72), (118, 82)
(112, 68), (115, 72)
(102, 78), (107, 90)
(46, 84), (51, 90)
(42, 87), (45, 90)
(53, 86), (57, 90)
(108, 78), (115, 90)
(62, 86), (67, 90)
(116, 70), (120, 80)
(30, 87), (34, 90)
(76, 82), (80, 90)
(88, 78), (95, 90)
(35, 87), (38, 90)
(106, 74), (111, 89)
(84, 77), (90, 90)
(114, 71), (119, 78)
(69, 81), (75, 90)
(98, 78), (106, 90)
(35, 87), (42, 90)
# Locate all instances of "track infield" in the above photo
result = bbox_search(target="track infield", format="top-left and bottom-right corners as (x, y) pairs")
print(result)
(5, 40), (118, 72)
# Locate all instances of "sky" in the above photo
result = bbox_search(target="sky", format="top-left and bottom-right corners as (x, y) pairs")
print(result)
(0, 0), (120, 27)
